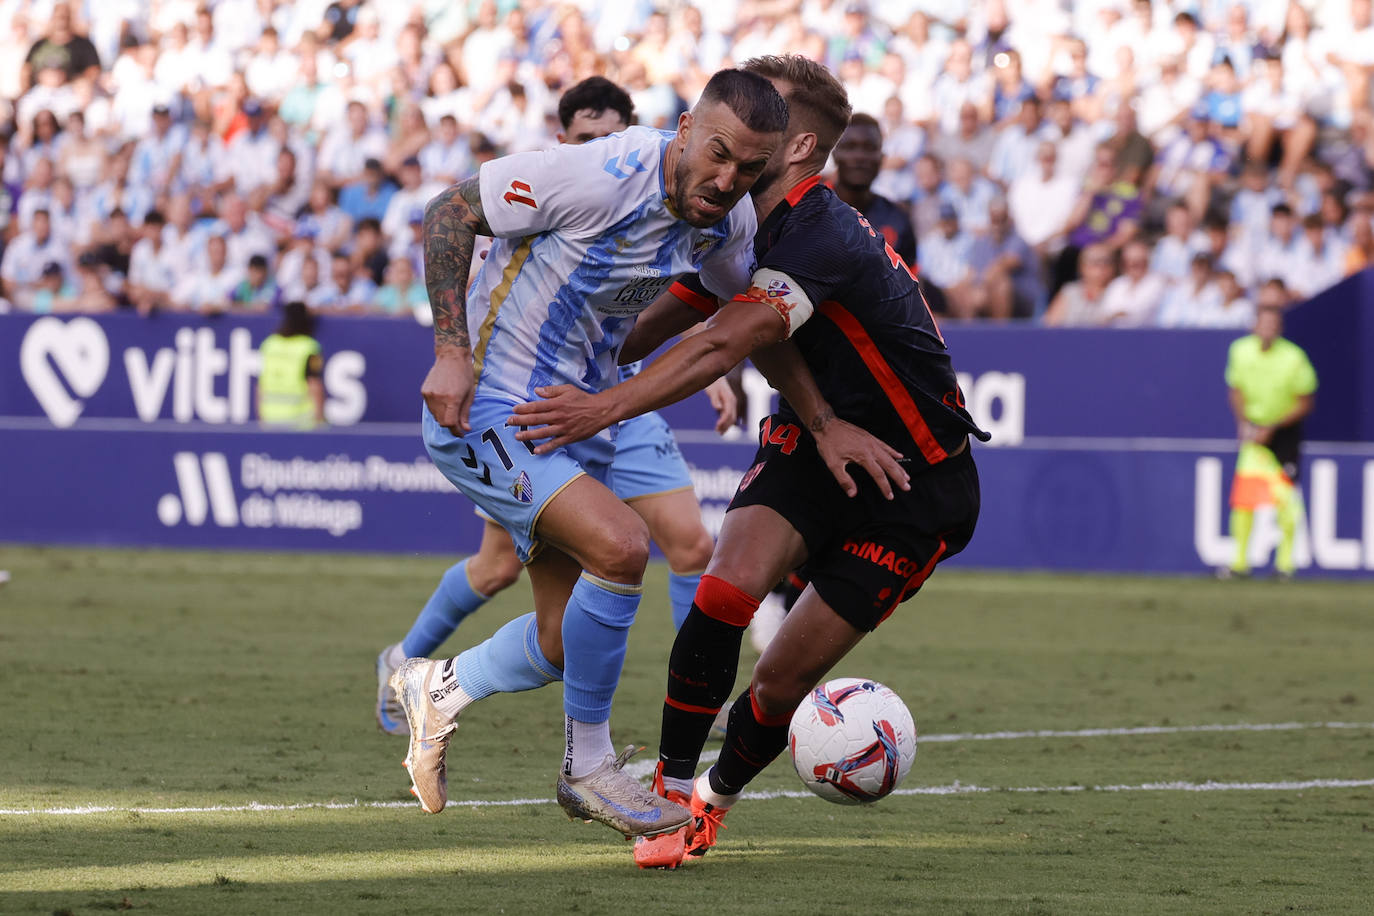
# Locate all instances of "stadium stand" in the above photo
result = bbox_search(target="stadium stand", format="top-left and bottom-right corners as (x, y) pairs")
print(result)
(0, 0), (1372, 324)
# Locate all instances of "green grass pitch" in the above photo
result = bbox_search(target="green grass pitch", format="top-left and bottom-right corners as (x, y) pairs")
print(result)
(0, 546), (1370, 915)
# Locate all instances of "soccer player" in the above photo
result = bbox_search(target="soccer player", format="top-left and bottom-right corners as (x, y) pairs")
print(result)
(375, 77), (737, 736)
(830, 112), (917, 268)
(1221, 287), (1317, 579)
(387, 68), (788, 839)
(508, 55), (989, 867)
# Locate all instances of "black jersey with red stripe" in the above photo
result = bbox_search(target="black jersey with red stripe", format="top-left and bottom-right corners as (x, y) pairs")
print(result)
(755, 175), (989, 466)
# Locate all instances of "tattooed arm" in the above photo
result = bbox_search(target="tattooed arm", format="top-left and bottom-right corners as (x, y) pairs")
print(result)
(420, 175), (493, 434)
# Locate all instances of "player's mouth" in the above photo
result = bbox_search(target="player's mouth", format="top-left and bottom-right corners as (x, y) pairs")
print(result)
(694, 194), (727, 218)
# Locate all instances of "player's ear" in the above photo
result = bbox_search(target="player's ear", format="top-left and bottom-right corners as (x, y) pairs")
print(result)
(791, 131), (817, 164)
(555, 131), (566, 143)
(676, 110), (693, 147)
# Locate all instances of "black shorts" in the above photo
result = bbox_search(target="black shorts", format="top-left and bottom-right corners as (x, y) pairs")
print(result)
(728, 415), (980, 632)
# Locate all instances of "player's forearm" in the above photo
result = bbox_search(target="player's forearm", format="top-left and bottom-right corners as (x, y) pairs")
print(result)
(750, 340), (832, 430)
(422, 176), (489, 355)
(619, 290), (704, 364)
(604, 331), (747, 424)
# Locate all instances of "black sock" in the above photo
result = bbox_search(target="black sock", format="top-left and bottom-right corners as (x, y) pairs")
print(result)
(658, 606), (746, 780)
(710, 688), (792, 797)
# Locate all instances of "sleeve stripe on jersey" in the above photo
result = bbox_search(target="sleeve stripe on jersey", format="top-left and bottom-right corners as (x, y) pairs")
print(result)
(817, 299), (949, 465)
(671, 280), (718, 316)
(473, 236), (536, 382)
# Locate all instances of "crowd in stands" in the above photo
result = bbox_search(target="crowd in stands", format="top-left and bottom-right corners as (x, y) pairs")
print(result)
(1, 0), (1372, 326)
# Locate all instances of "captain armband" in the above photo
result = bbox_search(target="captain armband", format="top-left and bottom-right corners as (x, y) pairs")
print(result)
(729, 267), (814, 339)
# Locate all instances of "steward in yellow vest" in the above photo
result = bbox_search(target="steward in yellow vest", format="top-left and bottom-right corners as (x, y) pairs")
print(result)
(257, 301), (325, 429)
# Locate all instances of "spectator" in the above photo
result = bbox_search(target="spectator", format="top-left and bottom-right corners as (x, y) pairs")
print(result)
(1042, 93), (1103, 183)
(941, 155), (998, 232)
(308, 248), (375, 312)
(873, 95), (925, 202)
(1241, 52), (1313, 186)
(1044, 243), (1116, 326)
(1254, 203), (1302, 290)
(371, 255), (428, 319)
(28, 261), (70, 313)
(337, 157), (395, 223)
(129, 103), (185, 197)
(1055, 145), (1143, 292)
(22, 3), (101, 93)
(930, 101), (994, 174)
(222, 98), (279, 195)
(127, 210), (176, 315)
(919, 203), (975, 317)
(171, 235), (242, 313)
(55, 252), (115, 313)
(1149, 201), (1203, 281)
(350, 217), (390, 286)
(1204, 269), (1256, 329)
(57, 109), (104, 192)
(1287, 213), (1348, 298)
(317, 99), (388, 188)
(419, 113), (474, 186)
(1, 209), (67, 308)
(988, 94), (1043, 185)
(1009, 141), (1079, 256)
(967, 198), (1042, 319)
(214, 193), (277, 273)
(1100, 239), (1167, 325)
(1157, 252), (1223, 327)
(931, 40), (990, 136)
(1148, 107), (1229, 223)
(908, 152), (946, 240)
(381, 156), (440, 244)
(831, 113), (916, 266)
(296, 181), (352, 252)
(1345, 206), (1374, 274)
(259, 147), (310, 236)
(231, 254), (281, 312)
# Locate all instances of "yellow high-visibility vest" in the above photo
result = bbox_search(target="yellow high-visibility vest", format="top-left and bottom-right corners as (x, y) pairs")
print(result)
(258, 333), (322, 428)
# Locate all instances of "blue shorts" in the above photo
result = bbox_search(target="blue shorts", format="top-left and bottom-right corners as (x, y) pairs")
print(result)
(424, 397), (615, 562)
(610, 410), (695, 501)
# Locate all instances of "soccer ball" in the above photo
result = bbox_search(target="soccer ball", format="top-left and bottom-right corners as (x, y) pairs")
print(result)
(788, 678), (917, 805)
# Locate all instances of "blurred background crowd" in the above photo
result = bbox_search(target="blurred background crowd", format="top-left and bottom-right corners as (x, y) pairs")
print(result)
(0, 0), (1371, 325)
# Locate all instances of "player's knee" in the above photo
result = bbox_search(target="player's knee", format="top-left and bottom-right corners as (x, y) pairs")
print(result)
(468, 551), (523, 595)
(664, 524), (715, 575)
(583, 521), (650, 583)
(750, 670), (808, 719)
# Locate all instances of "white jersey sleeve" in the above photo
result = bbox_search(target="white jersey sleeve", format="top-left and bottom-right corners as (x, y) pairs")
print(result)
(697, 199), (758, 300)
(478, 142), (624, 240)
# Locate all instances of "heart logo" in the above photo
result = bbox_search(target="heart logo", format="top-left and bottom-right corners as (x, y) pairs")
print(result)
(19, 316), (111, 427)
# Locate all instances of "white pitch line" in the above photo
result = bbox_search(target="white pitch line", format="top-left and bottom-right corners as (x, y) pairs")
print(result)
(3, 778), (1372, 818)
(4, 721), (1369, 818)
(624, 720), (1374, 779)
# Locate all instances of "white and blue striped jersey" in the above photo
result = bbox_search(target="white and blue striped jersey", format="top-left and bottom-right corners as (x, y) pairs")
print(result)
(465, 125), (757, 402)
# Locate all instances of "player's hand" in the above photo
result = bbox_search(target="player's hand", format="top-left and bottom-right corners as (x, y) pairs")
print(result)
(811, 415), (910, 499)
(706, 377), (738, 434)
(508, 385), (616, 454)
(422, 349), (475, 435)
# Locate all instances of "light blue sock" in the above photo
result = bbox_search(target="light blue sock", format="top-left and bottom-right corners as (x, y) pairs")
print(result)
(453, 612), (563, 701)
(667, 571), (701, 632)
(561, 573), (642, 723)
(401, 559), (488, 658)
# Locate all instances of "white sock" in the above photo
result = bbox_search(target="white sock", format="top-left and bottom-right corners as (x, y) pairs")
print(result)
(563, 716), (614, 779)
(383, 642), (406, 670)
(426, 658), (476, 719)
(697, 771), (741, 810)
(662, 775), (694, 798)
